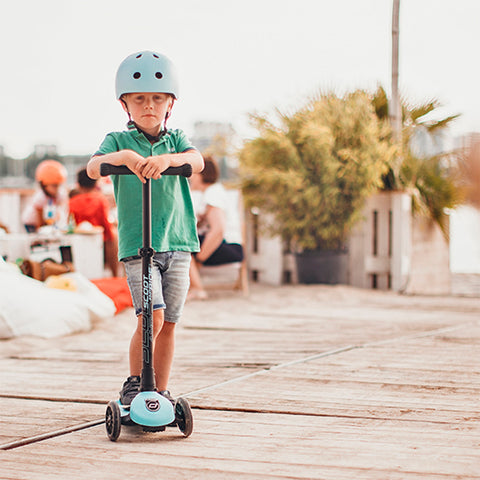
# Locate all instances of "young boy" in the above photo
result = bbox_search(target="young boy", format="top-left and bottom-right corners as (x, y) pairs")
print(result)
(87, 50), (204, 405)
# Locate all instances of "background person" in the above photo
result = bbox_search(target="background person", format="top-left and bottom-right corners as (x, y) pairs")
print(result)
(189, 155), (244, 300)
(22, 160), (68, 232)
(69, 168), (119, 277)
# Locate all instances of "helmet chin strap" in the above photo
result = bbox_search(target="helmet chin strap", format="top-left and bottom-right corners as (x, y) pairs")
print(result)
(164, 98), (175, 130)
(122, 96), (174, 140)
(127, 113), (171, 143)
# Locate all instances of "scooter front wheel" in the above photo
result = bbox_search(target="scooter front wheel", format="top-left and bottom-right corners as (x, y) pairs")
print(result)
(175, 397), (193, 437)
(105, 400), (122, 441)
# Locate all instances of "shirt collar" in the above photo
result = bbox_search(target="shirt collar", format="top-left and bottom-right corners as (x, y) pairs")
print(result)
(127, 121), (169, 145)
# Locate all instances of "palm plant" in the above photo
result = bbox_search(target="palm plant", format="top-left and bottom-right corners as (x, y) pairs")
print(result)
(240, 90), (395, 251)
(372, 86), (464, 237)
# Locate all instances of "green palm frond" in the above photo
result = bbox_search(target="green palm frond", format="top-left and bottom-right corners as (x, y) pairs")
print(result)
(372, 89), (463, 238)
(409, 101), (438, 122)
(423, 114), (461, 133)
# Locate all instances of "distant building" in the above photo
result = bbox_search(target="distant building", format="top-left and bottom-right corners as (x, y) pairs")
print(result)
(191, 121), (236, 151)
(190, 121), (240, 180)
(0, 146), (25, 186)
(0, 144), (89, 188)
(33, 144), (58, 159)
(455, 132), (480, 151)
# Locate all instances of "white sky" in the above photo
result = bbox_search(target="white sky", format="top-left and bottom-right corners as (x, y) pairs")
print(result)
(1, 0), (479, 158)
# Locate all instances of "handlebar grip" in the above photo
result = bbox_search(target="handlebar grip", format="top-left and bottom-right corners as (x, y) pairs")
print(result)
(100, 163), (193, 178)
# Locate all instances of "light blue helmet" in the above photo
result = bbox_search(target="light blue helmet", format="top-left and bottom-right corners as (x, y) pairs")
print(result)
(115, 51), (179, 99)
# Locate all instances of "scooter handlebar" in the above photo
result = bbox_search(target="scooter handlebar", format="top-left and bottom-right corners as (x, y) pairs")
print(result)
(100, 163), (193, 178)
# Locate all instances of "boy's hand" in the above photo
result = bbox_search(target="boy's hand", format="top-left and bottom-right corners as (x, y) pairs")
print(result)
(140, 155), (171, 180)
(126, 152), (149, 183)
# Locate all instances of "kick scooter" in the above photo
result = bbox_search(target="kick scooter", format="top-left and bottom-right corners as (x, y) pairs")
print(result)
(100, 162), (194, 441)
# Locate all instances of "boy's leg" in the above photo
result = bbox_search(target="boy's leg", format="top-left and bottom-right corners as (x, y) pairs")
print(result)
(120, 310), (165, 405)
(155, 251), (190, 390)
(128, 311), (175, 391)
(123, 251), (189, 397)
(153, 320), (176, 391)
(128, 323), (142, 377)
(129, 309), (165, 377)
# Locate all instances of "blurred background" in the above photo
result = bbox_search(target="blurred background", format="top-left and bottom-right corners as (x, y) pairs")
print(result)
(0, 0), (478, 158)
(1, 0), (479, 297)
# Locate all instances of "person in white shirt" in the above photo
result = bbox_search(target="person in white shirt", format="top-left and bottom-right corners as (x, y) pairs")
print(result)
(22, 160), (69, 232)
(189, 156), (244, 299)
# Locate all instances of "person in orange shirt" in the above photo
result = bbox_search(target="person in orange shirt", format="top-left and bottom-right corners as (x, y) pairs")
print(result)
(69, 168), (119, 276)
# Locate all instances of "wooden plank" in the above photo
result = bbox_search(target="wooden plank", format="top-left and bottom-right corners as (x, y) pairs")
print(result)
(1, 411), (479, 479)
(0, 398), (104, 446)
(2, 310), (477, 404)
(188, 327), (480, 423)
(1, 285), (480, 479)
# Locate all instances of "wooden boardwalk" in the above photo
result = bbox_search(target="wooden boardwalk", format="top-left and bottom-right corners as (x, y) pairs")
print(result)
(1, 284), (479, 479)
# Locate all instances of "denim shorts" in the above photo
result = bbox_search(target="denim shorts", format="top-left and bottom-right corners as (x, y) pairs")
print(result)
(123, 251), (191, 323)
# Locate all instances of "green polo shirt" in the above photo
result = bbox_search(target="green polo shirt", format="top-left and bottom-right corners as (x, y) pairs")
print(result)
(95, 128), (200, 260)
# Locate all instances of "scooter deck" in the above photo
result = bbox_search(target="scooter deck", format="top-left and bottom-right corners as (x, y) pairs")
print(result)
(117, 400), (134, 425)
(116, 392), (176, 428)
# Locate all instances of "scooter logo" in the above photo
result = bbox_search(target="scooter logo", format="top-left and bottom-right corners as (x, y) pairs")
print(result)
(145, 398), (160, 412)
(143, 269), (152, 310)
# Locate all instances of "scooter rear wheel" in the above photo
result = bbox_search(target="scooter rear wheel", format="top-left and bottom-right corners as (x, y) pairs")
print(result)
(175, 397), (193, 437)
(105, 401), (122, 441)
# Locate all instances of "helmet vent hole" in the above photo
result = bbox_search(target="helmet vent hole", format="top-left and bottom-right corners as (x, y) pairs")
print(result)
(133, 72), (141, 79)
(153, 54), (159, 58)
(155, 72), (163, 79)
(136, 54), (142, 58)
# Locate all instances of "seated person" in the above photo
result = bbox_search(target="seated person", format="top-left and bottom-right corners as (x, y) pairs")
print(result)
(189, 155), (244, 299)
(69, 168), (119, 277)
(22, 160), (69, 232)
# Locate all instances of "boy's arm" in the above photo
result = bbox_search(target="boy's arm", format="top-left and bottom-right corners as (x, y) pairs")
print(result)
(141, 149), (204, 180)
(87, 150), (147, 183)
(169, 149), (204, 173)
(87, 149), (203, 182)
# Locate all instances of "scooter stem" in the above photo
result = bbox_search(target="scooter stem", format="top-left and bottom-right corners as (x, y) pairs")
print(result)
(140, 178), (155, 392)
